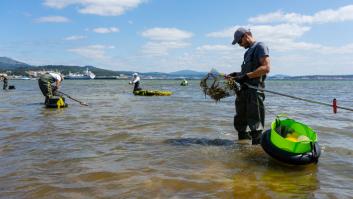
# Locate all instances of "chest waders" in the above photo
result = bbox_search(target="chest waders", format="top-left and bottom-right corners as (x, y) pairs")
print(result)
(133, 81), (142, 92)
(38, 74), (56, 103)
(234, 43), (266, 145)
(2, 77), (7, 90)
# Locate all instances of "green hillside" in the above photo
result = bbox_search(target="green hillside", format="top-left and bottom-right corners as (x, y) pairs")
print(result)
(0, 63), (133, 77)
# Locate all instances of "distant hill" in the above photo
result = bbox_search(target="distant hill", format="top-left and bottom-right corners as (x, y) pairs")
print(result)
(142, 70), (207, 78)
(289, 75), (353, 80)
(0, 57), (31, 69)
(0, 57), (208, 78)
(268, 74), (292, 80)
(0, 64), (126, 76)
(1, 57), (353, 79)
(143, 72), (168, 76)
(268, 74), (353, 80)
(35, 65), (126, 76)
(0, 57), (131, 76)
(169, 70), (207, 77)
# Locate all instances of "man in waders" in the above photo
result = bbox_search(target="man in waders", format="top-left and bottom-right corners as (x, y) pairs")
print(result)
(228, 27), (270, 145)
(38, 72), (63, 104)
(129, 73), (142, 92)
(1, 75), (8, 90)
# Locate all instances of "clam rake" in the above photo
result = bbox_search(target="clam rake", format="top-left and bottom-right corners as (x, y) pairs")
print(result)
(56, 91), (88, 106)
(207, 69), (353, 113)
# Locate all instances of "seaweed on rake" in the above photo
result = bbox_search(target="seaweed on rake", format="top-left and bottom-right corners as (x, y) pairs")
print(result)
(200, 72), (240, 102)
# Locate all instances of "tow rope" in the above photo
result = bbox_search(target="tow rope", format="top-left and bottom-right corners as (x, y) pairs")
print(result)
(245, 83), (353, 114)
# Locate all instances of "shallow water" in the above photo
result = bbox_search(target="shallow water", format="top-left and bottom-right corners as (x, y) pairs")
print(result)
(0, 79), (352, 198)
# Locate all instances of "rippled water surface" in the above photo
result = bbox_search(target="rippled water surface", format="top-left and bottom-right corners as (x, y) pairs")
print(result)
(0, 80), (352, 198)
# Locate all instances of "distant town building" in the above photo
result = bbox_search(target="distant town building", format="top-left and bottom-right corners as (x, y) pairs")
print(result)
(26, 70), (59, 78)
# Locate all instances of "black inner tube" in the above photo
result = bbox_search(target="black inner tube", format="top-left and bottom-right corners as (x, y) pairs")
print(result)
(45, 97), (68, 108)
(261, 130), (321, 165)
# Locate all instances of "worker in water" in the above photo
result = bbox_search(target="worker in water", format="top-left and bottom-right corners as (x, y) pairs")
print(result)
(180, 79), (188, 86)
(227, 27), (270, 145)
(129, 73), (142, 92)
(38, 72), (63, 104)
(1, 75), (8, 90)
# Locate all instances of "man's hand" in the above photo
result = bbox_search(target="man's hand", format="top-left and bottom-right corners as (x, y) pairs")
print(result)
(234, 74), (249, 84)
(228, 72), (240, 77)
(224, 72), (240, 79)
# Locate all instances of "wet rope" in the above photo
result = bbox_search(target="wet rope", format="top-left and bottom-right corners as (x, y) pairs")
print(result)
(244, 83), (353, 113)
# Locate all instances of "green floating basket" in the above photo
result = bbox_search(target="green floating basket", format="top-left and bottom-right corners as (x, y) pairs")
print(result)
(270, 115), (318, 154)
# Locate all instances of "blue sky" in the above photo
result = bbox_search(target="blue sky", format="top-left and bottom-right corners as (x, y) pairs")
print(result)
(1, 0), (353, 75)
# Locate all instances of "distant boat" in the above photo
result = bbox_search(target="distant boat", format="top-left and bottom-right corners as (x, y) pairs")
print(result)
(65, 68), (95, 80)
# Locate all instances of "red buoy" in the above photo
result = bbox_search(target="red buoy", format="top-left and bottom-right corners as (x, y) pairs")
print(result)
(332, 98), (337, 114)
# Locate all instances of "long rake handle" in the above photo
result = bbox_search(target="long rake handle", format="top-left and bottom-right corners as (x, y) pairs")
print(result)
(211, 69), (353, 113)
(56, 91), (88, 106)
(245, 83), (353, 112)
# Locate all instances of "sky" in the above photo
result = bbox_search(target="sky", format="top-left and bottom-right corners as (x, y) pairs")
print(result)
(1, 0), (353, 75)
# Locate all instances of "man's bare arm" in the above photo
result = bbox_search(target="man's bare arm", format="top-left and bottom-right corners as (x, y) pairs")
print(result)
(247, 56), (270, 78)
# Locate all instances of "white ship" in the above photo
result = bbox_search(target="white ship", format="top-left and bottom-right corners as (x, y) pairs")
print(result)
(65, 68), (95, 80)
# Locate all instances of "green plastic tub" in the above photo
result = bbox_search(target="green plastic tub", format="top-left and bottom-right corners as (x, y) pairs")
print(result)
(270, 116), (318, 154)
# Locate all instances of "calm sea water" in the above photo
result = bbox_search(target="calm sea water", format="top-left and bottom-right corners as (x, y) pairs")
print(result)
(0, 79), (352, 199)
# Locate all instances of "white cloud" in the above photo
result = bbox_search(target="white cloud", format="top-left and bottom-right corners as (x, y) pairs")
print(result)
(321, 43), (353, 54)
(35, 16), (70, 23)
(93, 27), (120, 34)
(68, 45), (115, 60)
(248, 24), (316, 52)
(43, 0), (73, 9)
(64, 35), (87, 41)
(196, 45), (233, 52)
(249, 4), (353, 24)
(141, 28), (193, 56)
(271, 51), (353, 75)
(251, 24), (310, 40)
(200, 15), (353, 75)
(205, 5), (353, 56)
(207, 24), (310, 40)
(142, 41), (190, 56)
(206, 27), (234, 38)
(43, 0), (145, 16)
(142, 28), (193, 41)
(206, 24), (314, 52)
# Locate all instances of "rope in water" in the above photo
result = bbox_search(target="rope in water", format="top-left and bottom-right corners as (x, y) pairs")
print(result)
(245, 83), (353, 113)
